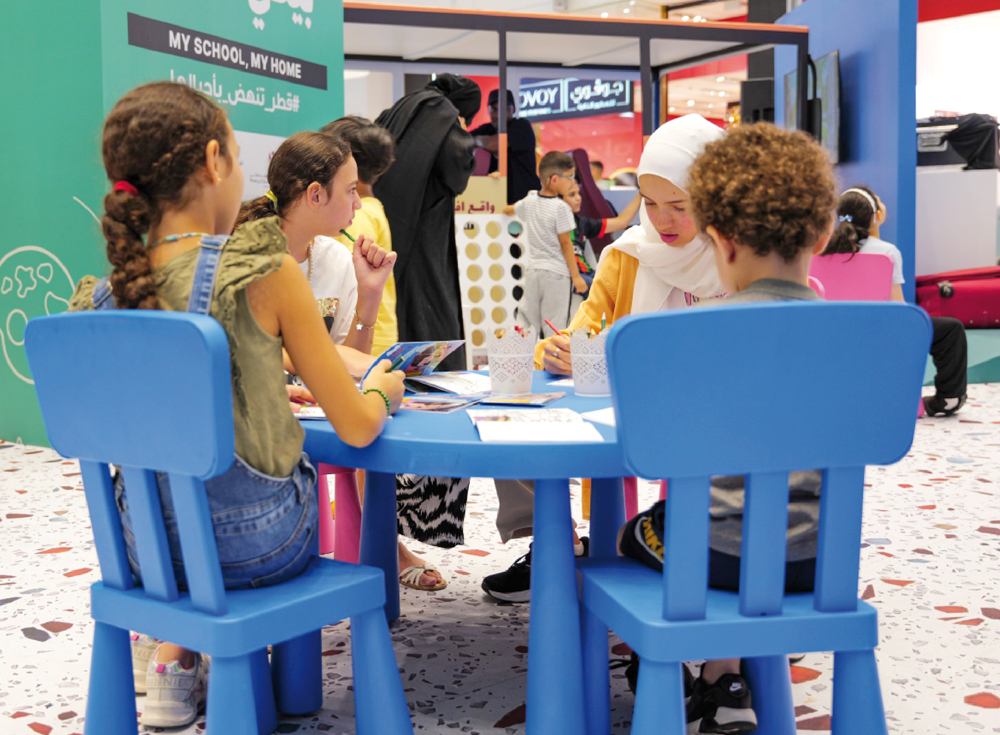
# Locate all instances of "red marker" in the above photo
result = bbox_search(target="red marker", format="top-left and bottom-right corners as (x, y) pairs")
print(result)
(544, 318), (564, 337)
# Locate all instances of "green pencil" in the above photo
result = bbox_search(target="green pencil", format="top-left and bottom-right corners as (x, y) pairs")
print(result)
(340, 229), (356, 242)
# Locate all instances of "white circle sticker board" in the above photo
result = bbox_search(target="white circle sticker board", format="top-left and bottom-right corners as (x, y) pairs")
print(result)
(454, 214), (527, 368)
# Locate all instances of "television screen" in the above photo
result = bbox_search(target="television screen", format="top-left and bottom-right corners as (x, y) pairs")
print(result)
(784, 50), (840, 163)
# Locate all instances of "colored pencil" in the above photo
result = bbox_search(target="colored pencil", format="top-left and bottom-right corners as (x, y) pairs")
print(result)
(340, 229), (356, 242)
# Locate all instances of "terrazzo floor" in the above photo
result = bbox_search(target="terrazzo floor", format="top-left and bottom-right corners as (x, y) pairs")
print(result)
(2, 384), (1000, 734)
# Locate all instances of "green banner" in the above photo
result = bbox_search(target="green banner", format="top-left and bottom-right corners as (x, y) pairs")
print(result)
(1, 0), (343, 446)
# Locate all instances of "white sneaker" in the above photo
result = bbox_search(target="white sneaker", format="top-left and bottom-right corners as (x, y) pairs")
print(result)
(140, 652), (209, 728)
(129, 633), (159, 694)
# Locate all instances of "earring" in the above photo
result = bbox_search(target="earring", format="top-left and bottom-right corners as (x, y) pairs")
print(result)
(216, 176), (222, 184)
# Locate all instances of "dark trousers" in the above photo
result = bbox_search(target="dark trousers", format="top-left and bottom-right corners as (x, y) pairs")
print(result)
(930, 317), (968, 399)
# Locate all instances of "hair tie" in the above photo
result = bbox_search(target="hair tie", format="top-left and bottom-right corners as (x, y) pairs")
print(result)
(113, 180), (140, 197)
(838, 214), (853, 223)
(264, 190), (278, 209)
(842, 187), (877, 215)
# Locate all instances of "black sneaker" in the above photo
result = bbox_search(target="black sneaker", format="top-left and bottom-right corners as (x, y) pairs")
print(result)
(616, 653), (694, 698)
(686, 674), (757, 734)
(482, 547), (532, 602)
(923, 393), (966, 417)
(481, 537), (589, 603)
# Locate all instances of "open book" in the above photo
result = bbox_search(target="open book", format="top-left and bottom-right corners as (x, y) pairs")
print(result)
(361, 340), (465, 383)
(466, 408), (604, 443)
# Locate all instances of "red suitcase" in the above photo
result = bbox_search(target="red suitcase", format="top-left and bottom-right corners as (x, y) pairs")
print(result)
(916, 266), (1000, 327)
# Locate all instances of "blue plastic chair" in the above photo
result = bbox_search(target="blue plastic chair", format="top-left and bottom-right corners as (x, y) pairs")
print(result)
(25, 310), (413, 735)
(579, 301), (932, 735)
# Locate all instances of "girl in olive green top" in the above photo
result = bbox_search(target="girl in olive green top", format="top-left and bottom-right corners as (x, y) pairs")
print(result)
(71, 81), (405, 728)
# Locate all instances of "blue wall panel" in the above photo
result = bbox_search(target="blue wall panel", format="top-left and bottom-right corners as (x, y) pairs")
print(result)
(775, 0), (918, 302)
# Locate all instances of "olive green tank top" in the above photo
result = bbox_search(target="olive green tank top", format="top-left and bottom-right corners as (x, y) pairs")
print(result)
(70, 218), (304, 478)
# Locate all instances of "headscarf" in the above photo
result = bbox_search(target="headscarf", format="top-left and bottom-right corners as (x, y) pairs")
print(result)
(603, 114), (725, 313)
(427, 74), (481, 123)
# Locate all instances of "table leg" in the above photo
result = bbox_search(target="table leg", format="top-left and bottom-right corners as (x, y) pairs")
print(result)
(588, 477), (625, 559)
(527, 478), (586, 735)
(359, 470), (399, 622)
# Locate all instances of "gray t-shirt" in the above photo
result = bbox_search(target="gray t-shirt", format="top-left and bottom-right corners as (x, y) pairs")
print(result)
(698, 278), (823, 561)
(513, 191), (576, 277)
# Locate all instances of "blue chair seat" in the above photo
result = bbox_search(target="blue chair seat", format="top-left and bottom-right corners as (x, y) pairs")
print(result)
(579, 557), (876, 663)
(91, 556), (385, 658)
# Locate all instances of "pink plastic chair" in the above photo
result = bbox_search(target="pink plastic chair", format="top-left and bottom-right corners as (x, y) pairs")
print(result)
(810, 252), (925, 416)
(317, 463), (363, 563)
(808, 252), (893, 301)
(621, 477), (668, 521)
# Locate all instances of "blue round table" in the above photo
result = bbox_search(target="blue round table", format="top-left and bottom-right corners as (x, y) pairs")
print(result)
(302, 372), (630, 735)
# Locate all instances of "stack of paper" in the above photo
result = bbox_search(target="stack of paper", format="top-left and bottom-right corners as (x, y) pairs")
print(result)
(466, 408), (605, 443)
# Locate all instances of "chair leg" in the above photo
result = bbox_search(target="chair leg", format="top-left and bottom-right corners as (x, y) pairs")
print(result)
(623, 476), (639, 521)
(589, 477), (625, 559)
(659, 479), (667, 501)
(206, 654), (267, 735)
(832, 649), (888, 735)
(744, 655), (796, 735)
(84, 622), (138, 735)
(250, 648), (279, 734)
(272, 630), (322, 715)
(334, 467), (362, 564)
(581, 604), (610, 735)
(630, 659), (686, 735)
(350, 607), (414, 735)
(317, 468), (335, 556)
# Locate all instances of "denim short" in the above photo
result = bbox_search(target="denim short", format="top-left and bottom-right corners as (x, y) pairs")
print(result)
(115, 453), (318, 590)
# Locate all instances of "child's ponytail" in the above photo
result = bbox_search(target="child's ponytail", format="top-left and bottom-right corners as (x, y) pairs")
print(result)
(103, 185), (157, 309)
(233, 131), (351, 231)
(826, 185), (878, 255)
(100, 82), (231, 309)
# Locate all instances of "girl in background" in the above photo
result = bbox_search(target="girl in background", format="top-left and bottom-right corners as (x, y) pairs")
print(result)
(828, 185), (967, 416)
(70, 82), (404, 727)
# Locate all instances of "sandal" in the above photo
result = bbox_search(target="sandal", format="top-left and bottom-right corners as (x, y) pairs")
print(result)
(399, 563), (447, 591)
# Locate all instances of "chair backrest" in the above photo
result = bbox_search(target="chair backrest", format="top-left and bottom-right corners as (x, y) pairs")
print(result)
(808, 252), (894, 301)
(606, 302), (931, 621)
(568, 148), (616, 256)
(26, 310), (235, 615)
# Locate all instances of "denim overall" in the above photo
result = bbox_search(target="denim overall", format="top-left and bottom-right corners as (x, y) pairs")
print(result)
(94, 236), (319, 590)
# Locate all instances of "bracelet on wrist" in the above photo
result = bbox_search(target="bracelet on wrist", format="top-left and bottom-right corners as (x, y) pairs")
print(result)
(363, 387), (391, 416)
(353, 309), (378, 333)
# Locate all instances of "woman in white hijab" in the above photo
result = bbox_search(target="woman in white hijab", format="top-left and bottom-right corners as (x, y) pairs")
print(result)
(483, 116), (727, 600)
(537, 114), (725, 373)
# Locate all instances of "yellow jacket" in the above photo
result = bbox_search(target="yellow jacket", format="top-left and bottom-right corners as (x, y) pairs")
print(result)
(534, 248), (639, 368)
(336, 197), (399, 355)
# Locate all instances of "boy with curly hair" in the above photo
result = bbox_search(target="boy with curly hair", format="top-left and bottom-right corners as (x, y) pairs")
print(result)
(618, 123), (837, 735)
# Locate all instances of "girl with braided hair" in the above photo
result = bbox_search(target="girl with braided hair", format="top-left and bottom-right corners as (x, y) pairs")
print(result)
(69, 81), (405, 727)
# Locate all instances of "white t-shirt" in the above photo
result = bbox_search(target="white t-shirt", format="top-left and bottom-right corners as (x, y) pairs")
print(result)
(299, 235), (358, 345)
(513, 191), (576, 277)
(859, 236), (904, 285)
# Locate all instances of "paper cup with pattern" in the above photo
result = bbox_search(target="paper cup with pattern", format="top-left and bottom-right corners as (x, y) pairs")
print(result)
(487, 327), (535, 396)
(571, 330), (610, 397)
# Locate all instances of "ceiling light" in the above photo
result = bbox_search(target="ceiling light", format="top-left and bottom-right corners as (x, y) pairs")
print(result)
(709, 90), (716, 96)
(687, 100), (694, 106)
(693, 15), (701, 21)
(623, 7), (630, 12)
(718, 91), (726, 97)
(601, 11), (608, 16)
(717, 76), (725, 82)
(629, 1), (635, 4)
(708, 103), (714, 108)
(682, 15), (689, 20)
(669, 106), (675, 112)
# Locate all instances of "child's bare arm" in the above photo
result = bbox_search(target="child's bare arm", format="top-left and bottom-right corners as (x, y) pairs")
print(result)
(501, 204), (516, 216)
(559, 231), (588, 294)
(604, 193), (642, 234)
(248, 255), (403, 447)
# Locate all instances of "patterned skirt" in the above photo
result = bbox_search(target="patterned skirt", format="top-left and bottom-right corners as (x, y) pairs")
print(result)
(395, 475), (469, 548)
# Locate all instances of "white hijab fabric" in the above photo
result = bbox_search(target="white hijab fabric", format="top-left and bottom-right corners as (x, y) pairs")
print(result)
(603, 114), (726, 314)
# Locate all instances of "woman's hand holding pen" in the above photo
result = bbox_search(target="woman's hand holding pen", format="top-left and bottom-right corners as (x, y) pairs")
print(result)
(352, 234), (397, 295)
(543, 332), (573, 375)
(362, 359), (405, 414)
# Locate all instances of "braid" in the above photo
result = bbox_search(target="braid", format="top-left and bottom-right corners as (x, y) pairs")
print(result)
(100, 82), (230, 309)
(103, 189), (157, 309)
